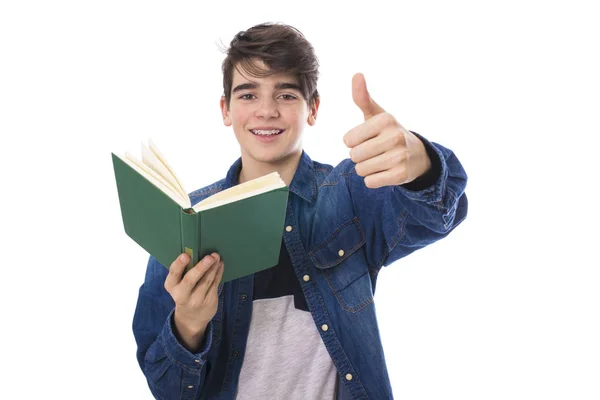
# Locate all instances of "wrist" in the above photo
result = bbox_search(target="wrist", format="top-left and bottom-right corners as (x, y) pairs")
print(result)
(173, 310), (208, 352)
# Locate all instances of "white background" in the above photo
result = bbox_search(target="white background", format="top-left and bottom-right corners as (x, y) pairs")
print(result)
(1, 1), (599, 399)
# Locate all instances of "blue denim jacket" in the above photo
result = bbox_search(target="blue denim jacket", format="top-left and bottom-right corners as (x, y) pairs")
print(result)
(133, 133), (468, 400)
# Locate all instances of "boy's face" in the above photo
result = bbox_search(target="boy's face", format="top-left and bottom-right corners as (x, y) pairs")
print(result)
(220, 59), (319, 166)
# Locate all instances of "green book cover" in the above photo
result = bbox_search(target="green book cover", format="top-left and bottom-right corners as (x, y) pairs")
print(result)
(111, 144), (289, 283)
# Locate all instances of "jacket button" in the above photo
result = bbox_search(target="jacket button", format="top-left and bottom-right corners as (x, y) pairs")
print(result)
(286, 225), (293, 232)
(233, 351), (240, 358)
(346, 374), (353, 381)
(338, 249), (345, 257)
(241, 294), (248, 301)
(321, 324), (328, 331)
(303, 274), (310, 282)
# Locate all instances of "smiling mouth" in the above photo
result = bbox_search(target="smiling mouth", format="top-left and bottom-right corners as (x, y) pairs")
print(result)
(250, 129), (285, 136)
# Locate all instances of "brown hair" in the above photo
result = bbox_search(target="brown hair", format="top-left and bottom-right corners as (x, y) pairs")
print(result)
(221, 23), (320, 109)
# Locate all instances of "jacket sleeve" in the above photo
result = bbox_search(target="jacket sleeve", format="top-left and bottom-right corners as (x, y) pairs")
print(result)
(132, 256), (214, 400)
(348, 132), (468, 268)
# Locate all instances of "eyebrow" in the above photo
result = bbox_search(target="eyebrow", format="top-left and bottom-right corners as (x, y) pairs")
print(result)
(232, 82), (302, 93)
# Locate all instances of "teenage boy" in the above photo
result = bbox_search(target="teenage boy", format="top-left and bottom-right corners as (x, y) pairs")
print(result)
(133, 22), (468, 400)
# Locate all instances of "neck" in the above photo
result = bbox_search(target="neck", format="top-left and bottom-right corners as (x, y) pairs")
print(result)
(238, 150), (302, 186)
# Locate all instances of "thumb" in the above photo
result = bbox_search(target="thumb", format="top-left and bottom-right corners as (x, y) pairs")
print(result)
(352, 73), (385, 120)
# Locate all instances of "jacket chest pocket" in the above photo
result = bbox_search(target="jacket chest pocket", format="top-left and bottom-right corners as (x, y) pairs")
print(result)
(309, 217), (374, 313)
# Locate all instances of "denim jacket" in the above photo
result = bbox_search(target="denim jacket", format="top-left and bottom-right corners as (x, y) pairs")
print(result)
(133, 133), (469, 399)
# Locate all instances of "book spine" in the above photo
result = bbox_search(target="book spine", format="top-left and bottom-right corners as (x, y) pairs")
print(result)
(180, 210), (200, 274)
(198, 212), (213, 267)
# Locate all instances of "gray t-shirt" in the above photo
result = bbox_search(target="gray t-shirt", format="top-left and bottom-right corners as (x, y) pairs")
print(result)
(235, 241), (337, 399)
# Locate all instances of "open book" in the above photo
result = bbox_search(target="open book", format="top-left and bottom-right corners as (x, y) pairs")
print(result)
(112, 140), (289, 282)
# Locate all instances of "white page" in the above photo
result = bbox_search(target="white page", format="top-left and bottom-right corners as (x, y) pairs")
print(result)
(148, 139), (189, 200)
(141, 142), (187, 201)
(122, 152), (191, 210)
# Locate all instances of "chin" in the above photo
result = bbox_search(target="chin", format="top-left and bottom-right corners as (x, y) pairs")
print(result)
(250, 151), (287, 164)
(248, 146), (299, 165)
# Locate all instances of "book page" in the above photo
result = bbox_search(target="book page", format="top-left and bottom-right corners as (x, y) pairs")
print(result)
(193, 172), (285, 212)
(141, 142), (187, 200)
(148, 139), (188, 200)
(121, 152), (191, 209)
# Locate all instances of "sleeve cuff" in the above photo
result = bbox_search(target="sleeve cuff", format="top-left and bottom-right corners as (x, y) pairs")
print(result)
(396, 131), (448, 205)
(160, 309), (214, 372)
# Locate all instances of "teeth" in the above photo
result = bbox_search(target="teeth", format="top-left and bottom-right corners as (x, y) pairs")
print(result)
(251, 129), (283, 136)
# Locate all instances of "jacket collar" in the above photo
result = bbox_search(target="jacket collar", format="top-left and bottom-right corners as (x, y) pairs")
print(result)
(224, 150), (317, 204)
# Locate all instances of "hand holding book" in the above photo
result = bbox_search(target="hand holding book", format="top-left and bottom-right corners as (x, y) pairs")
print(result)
(165, 252), (224, 352)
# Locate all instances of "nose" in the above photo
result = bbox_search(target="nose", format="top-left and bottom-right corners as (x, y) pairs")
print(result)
(254, 97), (279, 119)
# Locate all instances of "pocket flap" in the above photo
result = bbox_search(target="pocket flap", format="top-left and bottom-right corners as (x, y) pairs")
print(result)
(309, 217), (365, 269)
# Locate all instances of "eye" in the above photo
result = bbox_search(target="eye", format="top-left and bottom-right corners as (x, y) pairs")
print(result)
(239, 94), (256, 100)
(279, 94), (298, 100)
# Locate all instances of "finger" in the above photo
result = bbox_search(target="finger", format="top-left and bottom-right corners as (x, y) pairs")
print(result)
(352, 73), (385, 121)
(364, 165), (409, 188)
(344, 112), (394, 148)
(349, 128), (399, 164)
(179, 254), (217, 294)
(164, 253), (190, 292)
(215, 261), (225, 284)
(193, 260), (222, 297)
(355, 148), (407, 177)
(205, 262), (225, 302)
(208, 262), (225, 294)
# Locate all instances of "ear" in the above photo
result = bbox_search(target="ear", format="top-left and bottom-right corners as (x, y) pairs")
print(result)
(307, 97), (320, 126)
(220, 96), (232, 126)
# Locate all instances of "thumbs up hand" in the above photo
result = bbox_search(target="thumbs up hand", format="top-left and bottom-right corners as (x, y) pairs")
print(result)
(343, 73), (432, 189)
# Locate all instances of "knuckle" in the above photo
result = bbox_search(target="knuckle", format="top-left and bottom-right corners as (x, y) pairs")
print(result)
(205, 275), (215, 287)
(180, 275), (194, 289)
(390, 132), (403, 147)
(381, 112), (395, 125)
(169, 264), (183, 277)
(395, 168), (407, 182)
(393, 150), (405, 165)
(170, 291), (183, 305)
(399, 131), (407, 145)
(165, 274), (174, 285)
